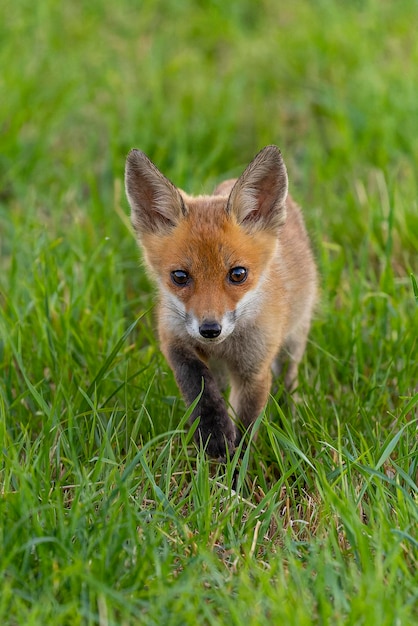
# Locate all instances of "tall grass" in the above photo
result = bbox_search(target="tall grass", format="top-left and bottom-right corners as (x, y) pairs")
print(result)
(1, 0), (417, 624)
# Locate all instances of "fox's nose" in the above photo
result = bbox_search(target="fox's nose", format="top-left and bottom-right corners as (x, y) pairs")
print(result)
(199, 321), (222, 339)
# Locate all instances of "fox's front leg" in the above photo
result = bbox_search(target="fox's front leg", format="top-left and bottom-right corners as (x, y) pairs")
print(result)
(164, 341), (236, 459)
(229, 367), (272, 445)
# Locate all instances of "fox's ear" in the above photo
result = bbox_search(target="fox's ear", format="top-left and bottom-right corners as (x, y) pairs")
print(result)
(227, 145), (288, 232)
(125, 150), (186, 235)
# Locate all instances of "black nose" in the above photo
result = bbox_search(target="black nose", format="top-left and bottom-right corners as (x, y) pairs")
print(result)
(199, 321), (222, 339)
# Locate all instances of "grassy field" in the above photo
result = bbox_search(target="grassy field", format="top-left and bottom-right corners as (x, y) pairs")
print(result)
(1, 0), (417, 624)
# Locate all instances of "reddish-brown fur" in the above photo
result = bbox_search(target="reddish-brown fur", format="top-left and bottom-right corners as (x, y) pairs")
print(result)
(143, 197), (278, 322)
(125, 146), (317, 459)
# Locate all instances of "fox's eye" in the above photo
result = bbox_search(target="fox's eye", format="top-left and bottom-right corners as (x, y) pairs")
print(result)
(171, 270), (190, 286)
(228, 267), (247, 284)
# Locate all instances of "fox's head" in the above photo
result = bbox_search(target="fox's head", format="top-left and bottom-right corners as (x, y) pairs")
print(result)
(125, 146), (288, 345)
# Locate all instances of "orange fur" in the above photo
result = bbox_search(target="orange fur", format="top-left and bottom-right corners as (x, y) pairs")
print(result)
(125, 146), (317, 459)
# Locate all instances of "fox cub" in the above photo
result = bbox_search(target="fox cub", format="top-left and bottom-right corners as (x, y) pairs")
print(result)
(125, 146), (317, 459)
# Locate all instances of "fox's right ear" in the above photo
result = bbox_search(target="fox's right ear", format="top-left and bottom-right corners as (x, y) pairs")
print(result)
(125, 150), (187, 235)
(227, 145), (288, 233)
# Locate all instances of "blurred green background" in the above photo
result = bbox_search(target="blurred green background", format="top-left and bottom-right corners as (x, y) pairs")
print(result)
(2, 0), (417, 196)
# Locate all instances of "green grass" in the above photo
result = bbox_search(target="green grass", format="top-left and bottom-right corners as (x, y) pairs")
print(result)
(1, 0), (417, 624)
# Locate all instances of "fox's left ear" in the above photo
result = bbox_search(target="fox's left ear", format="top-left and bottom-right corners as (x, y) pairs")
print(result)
(125, 149), (186, 237)
(227, 145), (288, 232)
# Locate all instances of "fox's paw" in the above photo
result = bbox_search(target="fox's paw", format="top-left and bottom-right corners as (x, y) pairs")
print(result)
(195, 416), (236, 461)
